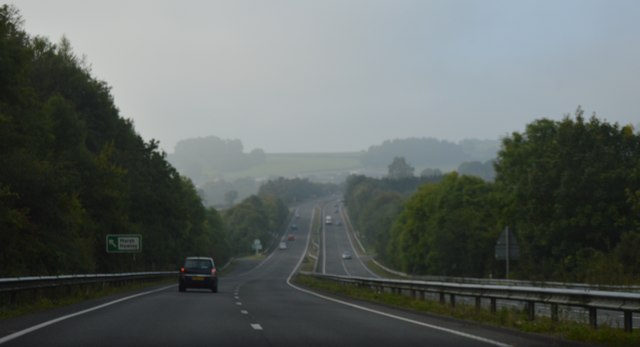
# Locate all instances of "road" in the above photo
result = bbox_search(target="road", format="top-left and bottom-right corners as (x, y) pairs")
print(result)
(0, 200), (591, 346)
(320, 201), (377, 278)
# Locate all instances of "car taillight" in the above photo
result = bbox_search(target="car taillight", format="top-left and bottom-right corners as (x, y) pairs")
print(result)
(180, 267), (185, 273)
(211, 268), (217, 276)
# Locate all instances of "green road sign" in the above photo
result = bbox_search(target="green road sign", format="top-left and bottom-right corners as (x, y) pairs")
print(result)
(106, 234), (142, 253)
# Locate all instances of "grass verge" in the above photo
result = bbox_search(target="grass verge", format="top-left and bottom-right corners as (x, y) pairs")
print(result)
(364, 259), (408, 280)
(292, 274), (640, 347)
(0, 277), (175, 320)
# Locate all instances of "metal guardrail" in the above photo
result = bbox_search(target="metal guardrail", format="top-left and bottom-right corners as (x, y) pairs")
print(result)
(367, 259), (640, 293)
(301, 272), (640, 333)
(0, 272), (176, 303)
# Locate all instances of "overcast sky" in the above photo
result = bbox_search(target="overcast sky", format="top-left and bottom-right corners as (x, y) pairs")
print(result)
(10, 0), (640, 153)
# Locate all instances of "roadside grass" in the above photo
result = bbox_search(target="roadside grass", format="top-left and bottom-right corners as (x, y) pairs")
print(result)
(364, 259), (408, 280)
(292, 274), (640, 347)
(0, 278), (175, 320)
(298, 257), (315, 272)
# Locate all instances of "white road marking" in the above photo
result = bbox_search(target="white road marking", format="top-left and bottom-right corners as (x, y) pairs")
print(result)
(286, 231), (512, 347)
(251, 324), (263, 330)
(234, 296), (240, 300)
(340, 206), (379, 278)
(236, 302), (242, 306)
(241, 310), (249, 315)
(322, 208), (327, 274)
(0, 284), (175, 345)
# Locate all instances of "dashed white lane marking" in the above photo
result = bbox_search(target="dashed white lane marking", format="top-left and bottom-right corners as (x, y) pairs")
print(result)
(236, 302), (242, 306)
(234, 296), (240, 300)
(251, 324), (263, 330)
(241, 310), (249, 314)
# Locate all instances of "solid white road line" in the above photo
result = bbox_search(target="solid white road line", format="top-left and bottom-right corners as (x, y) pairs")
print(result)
(285, 233), (512, 347)
(0, 284), (175, 345)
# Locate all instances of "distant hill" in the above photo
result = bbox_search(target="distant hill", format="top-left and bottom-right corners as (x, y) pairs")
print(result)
(167, 136), (266, 185)
(361, 137), (500, 171)
(168, 135), (500, 206)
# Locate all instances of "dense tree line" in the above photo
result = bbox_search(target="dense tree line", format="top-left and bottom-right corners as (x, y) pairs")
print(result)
(344, 175), (442, 259)
(495, 109), (640, 281)
(258, 177), (339, 204)
(361, 137), (499, 170)
(387, 173), (500, 276)
(223, 194), (289, 255)
(0, 6), (232, 276)
(347, 109), (640, 283)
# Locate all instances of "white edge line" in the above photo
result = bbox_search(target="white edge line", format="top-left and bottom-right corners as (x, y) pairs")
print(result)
(0, 284), (174, 345)
(321, 208), (327, 274)
(340, 206), (379, 278)
(286, 225), (511, 347)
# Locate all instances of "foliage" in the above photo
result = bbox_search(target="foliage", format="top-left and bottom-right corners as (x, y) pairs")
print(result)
(258, 177), (339, 204)
(494, 107), (640, 281)
(0, 6), (229, 276)
(387, 156), (415, 179)
(387, 173), (500, 276)
(343, 174), (442, 258)
(223, 194), (288, 255)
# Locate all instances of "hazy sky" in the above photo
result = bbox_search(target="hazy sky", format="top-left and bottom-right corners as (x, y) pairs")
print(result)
(10, 0), (640, 153)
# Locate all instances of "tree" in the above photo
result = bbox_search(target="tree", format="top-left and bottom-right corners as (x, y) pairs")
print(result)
(494, 107), (640, 280)
(0, 6), (231, 275)
(224, 190), (238, 206)
(387, 157), (415, 179)
(387, 173), (499, 276)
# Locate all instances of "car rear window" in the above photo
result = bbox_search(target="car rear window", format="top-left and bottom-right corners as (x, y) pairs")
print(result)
(184, 259), (213, 270)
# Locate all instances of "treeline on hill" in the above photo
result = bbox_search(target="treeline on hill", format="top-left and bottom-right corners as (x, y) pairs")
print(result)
(347, 109), (640, 283)
(0, 7), (297, 277)
(258, 177), (340, 203)
(360, 137), (499, 170)
(167, 135), (266, 185)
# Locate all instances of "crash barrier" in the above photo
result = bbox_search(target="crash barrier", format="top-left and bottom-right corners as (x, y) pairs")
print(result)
(301, 272), (640, 333)
(0, 272), (176, 306)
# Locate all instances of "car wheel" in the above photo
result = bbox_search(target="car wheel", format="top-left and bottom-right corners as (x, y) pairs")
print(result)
(211, 285), (218, 293)
(179, 285), (185, 292)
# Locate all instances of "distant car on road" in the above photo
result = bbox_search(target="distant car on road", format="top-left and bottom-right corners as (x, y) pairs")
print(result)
(336, 220), (342, 226)
(342, 251), (352, 260)
(179, 256), (218, 293)
(287, 234), (296, 241)
(291, 224), (298, 230)
(279, 241), (287, 250)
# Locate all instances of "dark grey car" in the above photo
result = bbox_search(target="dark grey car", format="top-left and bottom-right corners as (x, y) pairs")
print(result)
(179, 256), (218, 293)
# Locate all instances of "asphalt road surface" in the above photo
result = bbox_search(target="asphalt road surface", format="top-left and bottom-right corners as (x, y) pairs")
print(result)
(0, 200), (593, 347)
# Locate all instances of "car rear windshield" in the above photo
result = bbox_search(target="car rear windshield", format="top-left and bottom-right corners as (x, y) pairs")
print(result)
(184, 259), (214, 270)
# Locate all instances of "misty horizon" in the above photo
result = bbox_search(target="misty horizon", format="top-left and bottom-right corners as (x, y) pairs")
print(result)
(11, 0), (640, 153)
